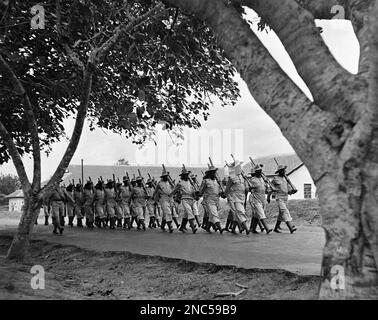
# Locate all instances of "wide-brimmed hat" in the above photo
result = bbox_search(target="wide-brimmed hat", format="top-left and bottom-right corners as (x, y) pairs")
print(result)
(95, 181), (103, 189)
(123, 175), (129, 181)
(275, 164), (287, 174)
(179, 166), (191, 176)
(136, 175), (143, 181)
(206, 164), (218, 174)
(160, 169), (170, 178)
(252, 164), (263, 174)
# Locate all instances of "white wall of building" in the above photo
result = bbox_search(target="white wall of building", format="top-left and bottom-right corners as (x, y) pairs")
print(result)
(8, 198), (24, 212)
(288, 165), (317, 200)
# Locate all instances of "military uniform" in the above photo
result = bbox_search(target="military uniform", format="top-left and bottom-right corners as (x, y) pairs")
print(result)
(272, 176), (292, 222)
(83, 185), (95, 229)
(94, 185), (106, 227)
(131, 184), (147, 230)
(119, 183), (132, 229)
(145, 185), (157, 228)
(104, 184), (117, 229)
(73, 186), (84, 227)
(153, 176), (175, 233)
(65, 185), (75, 227)
(49, 185), (72, 234)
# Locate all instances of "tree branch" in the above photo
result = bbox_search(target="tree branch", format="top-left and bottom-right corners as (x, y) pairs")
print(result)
(236, 0), (364, 124)
(163, 0), (342, 181)
(0, 54), (41, 191)
(0, 120), (31, 193)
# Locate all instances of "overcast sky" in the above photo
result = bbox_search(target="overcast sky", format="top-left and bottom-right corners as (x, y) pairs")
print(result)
(0, 9), (359, 181)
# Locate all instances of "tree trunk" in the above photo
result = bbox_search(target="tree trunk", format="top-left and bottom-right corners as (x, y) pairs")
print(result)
(6, 192), (42, 260)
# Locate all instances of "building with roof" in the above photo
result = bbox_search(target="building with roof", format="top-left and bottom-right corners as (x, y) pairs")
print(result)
(5, 189), (24, 212)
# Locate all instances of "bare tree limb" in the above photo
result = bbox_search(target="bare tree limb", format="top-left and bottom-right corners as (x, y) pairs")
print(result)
(0, 54), (41, 191)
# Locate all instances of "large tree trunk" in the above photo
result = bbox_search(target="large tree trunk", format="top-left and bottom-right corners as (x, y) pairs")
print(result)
(6, 193), (42, 260)
(164, 0), (378, 299)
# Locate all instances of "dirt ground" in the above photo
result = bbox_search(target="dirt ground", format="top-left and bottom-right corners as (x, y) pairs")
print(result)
(0, 235), (320, 300)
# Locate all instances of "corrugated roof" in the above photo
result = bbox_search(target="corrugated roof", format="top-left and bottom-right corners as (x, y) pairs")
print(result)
(5, 189), (24, 198)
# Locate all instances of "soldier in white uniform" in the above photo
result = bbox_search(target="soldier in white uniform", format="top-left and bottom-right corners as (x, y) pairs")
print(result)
(199, 165), (224, 233)
(119, 176), (132, 229)
(145, 178), (157, 228)
(104, 180), (117, 229)
(171, 167), (198, 234)
(153, 168), (175, 233)
(225, 158), (250, 235)
(248, 165), (273, 234)
(272, 164), (297, 234)
(94, 180), (106, 228)
(130, 176), (148, 231)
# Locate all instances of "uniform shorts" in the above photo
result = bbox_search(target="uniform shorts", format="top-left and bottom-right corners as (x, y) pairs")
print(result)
(250, 201), (266, 220)
(276, 198), (292, 222)
(159, 198), (172, 222)
(181, 199), (195, 220)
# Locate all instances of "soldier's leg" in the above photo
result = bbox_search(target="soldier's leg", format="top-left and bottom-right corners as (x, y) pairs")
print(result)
(162, 199), (173, 233)
(43, 205), (49, 225)
(179, 200), (190, 233)
(234, 202), (249, 235)
(171, 204), (180, 229)
(107, 203), (116, 229)
(51, 202), (61, 235)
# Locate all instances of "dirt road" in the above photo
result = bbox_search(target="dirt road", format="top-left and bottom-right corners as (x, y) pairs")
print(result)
(1, 222), (324, 276)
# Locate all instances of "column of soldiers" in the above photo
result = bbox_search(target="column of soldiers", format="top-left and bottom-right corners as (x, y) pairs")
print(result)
(41, 156), (297, 236)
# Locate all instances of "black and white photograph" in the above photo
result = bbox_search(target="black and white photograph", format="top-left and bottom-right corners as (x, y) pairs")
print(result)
(0, 0), (377, 306)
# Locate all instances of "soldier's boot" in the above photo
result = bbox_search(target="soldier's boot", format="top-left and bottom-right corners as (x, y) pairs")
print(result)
(160, 219), (166, 232)
(274, 221), (282, 233)
(77, 218), (83, 228)
(148, 217), (153, 229)
(215, 222), (223, 234)
(130, 217), (135, 228)
(117, 219), (122, 228)
(222, 219), (231, 233)
(68, 216), (73, 227)
(260, 219), (273, 234)
(189, 219), (197, 234)
(231, 222), (237, 234)
(44, 216), (49, 226)
(173, 217), (180, 229)
(59, 226), (64, 235)
(100, 218), (106, 228)
(249, 218), (258, 234)
(205, 222), (212, 233)
(257, 220), (265, 232)
(34, 217), (38, 225)
(53, 227), (58, 235)
(60, 215), (65, 227)
(109, 217), (116, 229)
(242, 222), (250, 235)
(156, 218), (160, 228)
(136, 219), (141, 230)
(286, 221), (297, 234)
(167, 221), (174, 233)
(125, 218), (131, 230)
(194, 216), (201, 228)
(140, 219), (146, 231)
(201, 217), (208, 229)
(179, 218), (188, 232)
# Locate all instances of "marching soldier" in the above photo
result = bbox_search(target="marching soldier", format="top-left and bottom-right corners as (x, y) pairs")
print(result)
(171, 166), (198, 234)
(74, 183), (84, 228)
(94, 180), (106, 228)
(272, 164), (297, 234)
(66, 183), (75, 227)
(199, 164), (223, 233)
(248, 165), (273, 234)
(119, 176), (132, 229)
(104, 179), (117, 229)
(130, 175), (148, 231)
(115, 181), (124, 228)
(153, 166), (175, 233)
(146, 177), (157, 228)
(83, 180), (95, 229)
(48, 180), (74, 235)
(224, 158), (250, 235)
(190, 173), (202, 227)
(129, 177), (138, 228)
